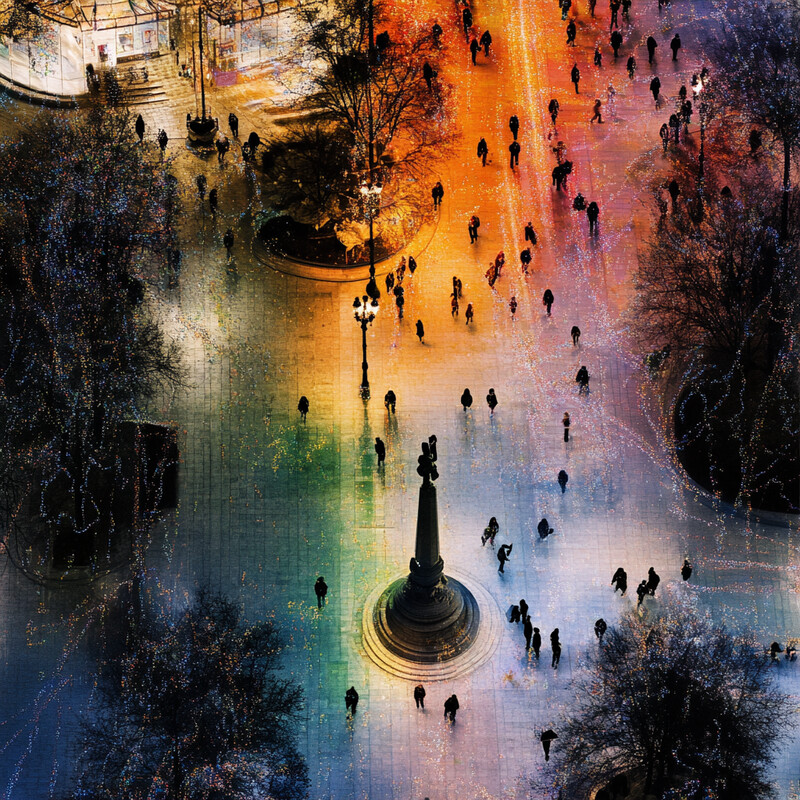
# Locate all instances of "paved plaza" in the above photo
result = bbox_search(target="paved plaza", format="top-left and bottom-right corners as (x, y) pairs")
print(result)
(0, 0), (798, 798)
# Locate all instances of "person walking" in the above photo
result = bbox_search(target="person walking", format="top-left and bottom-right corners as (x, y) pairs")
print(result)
(196, 174), (207, 201)
(468, 215), (480, 242)
(520, 247), (532, 274)
(480, 29), (492, 57)
(469, 34), (480, 65)
(135, 114), (145, 142)
(462, 5), (472, 36)
(576, 365), (590, 393)
(223, 228), (235, 260)
(542, 288), (554, 316)
(524, 616), (534, 649)
(532, 626), (542, 658)
(538, 518), (554, 539)
(345, 686), (359, 716)
(668, 178), (680, 210)
(646, 566), (661, 596)
(594, 46), (602, 68)
(626, 53), (636, 80)
(659, 122), (670, 152)
(509, 114), (520, 140)
(228, 112), (239, 138)
(524, 221), (538, 245)
(570, 63), (581, 93)
(497, 542), (512, 572)
(415, 320), (425, 343)
(298, 395), (309, 422)
(216, 135), (229, 163)
(385, 271), (395, 293)
(566, 19), (577, 47)
(669, 112), (681, 144)
(396, 292), (405, 319)
(384, 390), (396, 414)
(208, 188), (218, 215)
(587, 201), (600, 235)
(461, 388), (473, 411)
(590, 98), (604, 123)
(414, 684), (426, 709)
(510, 603), (522, 624)
(482, 516), (499, 546)
(610, 29), (622, 58)
(432, 19), (443, 45)
(670, 32), (681, 61)
(486, 388), (498, 414)
(509, 296), (518, 317)
(594, 618), (607, 643)
(548, 98), (560, 127)
(432, 181), (444, 207)
(609, 0), (620, 28)
(444, 694), (459, 722)
(550, 628), (561, 668)
(621, 0), (631, 19)
(477, 137), (489, 166)
(509, 140), (520, 169)
(589, 0), (597, 15)
(451, 293), (459, 317)
(571, 325), (581, 346)
(636, 580), (648, 606)
(563, 412), (571, 442)
(560, 0), (571, 19)
(157, 128), (169, 155)
(374, 436), (386, 466)
(681, 558), (693, 581)
(650, 75), (661, 105)
(519, 598), (529, 621)
(611, 566), (628, 595)
(646, 34), (658, 64)
(465, 303), (474, 324)
(314, 576), (328, 608)
(557, 469), (569, 493)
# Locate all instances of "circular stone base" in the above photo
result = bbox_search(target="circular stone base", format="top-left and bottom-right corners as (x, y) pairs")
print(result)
(361, 570), (503, 681)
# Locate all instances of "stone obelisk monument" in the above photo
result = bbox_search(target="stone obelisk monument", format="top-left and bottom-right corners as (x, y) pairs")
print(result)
(371, 438), (480, 663)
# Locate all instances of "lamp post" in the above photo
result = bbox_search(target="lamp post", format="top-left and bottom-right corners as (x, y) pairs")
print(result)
(354, 294), (378, 400)
(692, 72), (710, 197)
(361, 181), (382, 301)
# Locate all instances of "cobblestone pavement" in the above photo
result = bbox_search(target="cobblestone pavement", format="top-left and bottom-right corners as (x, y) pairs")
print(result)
(0, 0), (799, 798)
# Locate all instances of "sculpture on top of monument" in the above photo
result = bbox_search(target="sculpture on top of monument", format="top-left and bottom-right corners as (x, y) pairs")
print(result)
(417, 436), (439, 484)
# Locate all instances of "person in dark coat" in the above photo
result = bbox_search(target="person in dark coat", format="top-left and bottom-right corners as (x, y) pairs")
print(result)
(416, 320), (425, 342)
(610, 29), (622, 58)
(223, 228), (235, 259)
(587, 201), (600, 236)
(519, 598), (529, 621)
(576, 365), (590, 393)
(557, 469), (569, 493)
(298, 395), (309, 421)
(414, 684), (426, 709)
(571, 326), (581, 346)
(646, 566), (661, 596)
(345, 686), (359, 716)
(609, 0), (620, 27)
(566, 19), (576, 46)
(384, 390), (396, 413)
(497, 542), (512, 572)
(509, 114), (520, 140)
(570, 63), (580, 93)
(486, 388), (498, 414)
(135, 114), (145, 142)
(385, 271), (395, 293)
(510, 604), (521, 623)
(595, 618), (607, 643)
(423, 61), (434, 89)
(208, 188), (218, 214)
(196, 174), (207, 201)
(650, 76), (661, 104)
(432, 20), (443, 45)
(532, 627), (542, 658)
(314, 576), (328, 608)
(469, 35), (480, 65)
(477, 137), (489, 166)
(670, 33), (681, 61)
(548, 98), (560, 127)
(524, 221), (538, 245)
(636, 580), (648, 605)
(468, 214), (480, 242)
(248, 131), (261, 151)
(520, 247), (532, 273)
(646, 35), (658, 63)
(462, 6), (472, 36)
(157, 128), (168, 154)
(537, 518), (553, 539)
(461, 388), (473, 410)
(551, 629), (561, 667)
(444, 694), (460, 722)
(509, 140), (520, 169)
(626, 54), (636, 80)
(681, 558), (693, 581)
(668, 178), (680, 209)
(432, 181), (444, 207)
(542, 288), (554, 316)
(480, 29), (492, 57)
(374, 437), (386, 465)
(524, 616), (534, 649)
(228, 112), (239, 137)
(611, 566), (627, 595)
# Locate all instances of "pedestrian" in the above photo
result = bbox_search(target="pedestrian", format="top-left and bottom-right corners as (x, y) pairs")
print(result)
(611, 566), (627, 595)
(345, 686), (359, 716)
(548, 98), (560, 127)
(476, 137), (489, 166)
(553, 160), (572, 191)
(659, 122), (670, 152)
(606, 83), (617, 117)
(223, 228), (234, 259)
(668, 178), (680, 210)
(636, 580), (648, 606)
(610, 29), (622, 58)
(524, 616), (533, 649)
(414, 684), (426, 709)
(396, 256), (406, 284)
(595, 618), (607, 643)
(468, 214), (480, 242)
(609, 0), (620, 28)
(481, 516), (499, 545)
(384, 389), (396, 414)
(647, 34), (658, 64)
(461, 388), (473, 411)
(509, 140), (520, 169)
(520, 248), (532, 274)
(678, 83), (687, 104)
(550, 628), (561, 667)
(228, 112), (239, 138)
(465, 303), (474, 324)
(157, 128), (168, 155)
(519, 598), (529, 621)
(415, 320), (425, 343)
(626, 54), (636, 80)
(451, 293), (459, 317)
(681, 558), (693, 581)
(423, 60), (433, 90)
(298, 395), (309, 422)
(669, 112), (681, 143)
(396, 292), (405, 319)
(497, 542), (512, 572)
(444, 694), (459, 722)
(456, 277), (463, 298)
(314, 576), (328, 608)
(524, 221), (538, 245)
(573, 192), (587, 211)
(508, 296), (518, 318)
(557, 469), (569, 493)
(216, 135), (230, 163)
(537, 518), (554, 539)
(533, 627), (542, 657)
(576, 365), (590, 393)
(432, 20), (443, 46)
(621, 0), (631, 20)
(469, 35), (480, 65)
(566, 19), (576, 46)
(680, 99), (693, 132)
(408, 255), (417, 275)
(587, 201), (599, 235)
(462, 5), (472, 36)
(562, 411), (571, 442)
(542, 288), (554, 316)
(571, 325), (581, 346)
(650, 76), (661, 105)
(510, 604), (521, 623)
(432, 181), (444, 207)
(248, 131), (261, 152)
(670, 32), (681, 61)
(196, 174), (207, 201)
(552, 138), (566, 162)
(541, 730), (555, 760)
(590, 98), (604, 123)
(208, 188), (218, 215)
(385, 271), (395, 293)
(135, 113), (145, 142)
(570, 63), (580, 93)
(374, 436), (386, 466)
(594, 46), (602, 68)
(560, 0), (571, 19)
(486, 388), (498, 414)
(646, 566), (660, 596)
(589, 0), (597, 15)
(509, 114), (520, 140)
(480, 29), (492, 57)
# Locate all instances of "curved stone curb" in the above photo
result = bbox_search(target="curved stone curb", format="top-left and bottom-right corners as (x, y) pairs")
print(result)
(361, 568), (503, 682)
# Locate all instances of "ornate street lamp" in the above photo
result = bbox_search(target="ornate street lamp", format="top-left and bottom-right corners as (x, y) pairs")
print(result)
(692, 77), (709, 194)
(353, 294), (379, 400)
(361, 182), (382, 301)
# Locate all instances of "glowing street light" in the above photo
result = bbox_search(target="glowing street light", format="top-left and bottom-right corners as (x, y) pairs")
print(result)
(353, 293), (379, 400)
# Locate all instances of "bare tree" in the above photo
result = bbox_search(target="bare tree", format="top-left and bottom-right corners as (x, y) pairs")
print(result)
(0, 0), (45, 41)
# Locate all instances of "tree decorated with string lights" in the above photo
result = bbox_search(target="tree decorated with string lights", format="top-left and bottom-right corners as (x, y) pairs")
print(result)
(74, 588), (309, 800)
(540, 602), (790, 800)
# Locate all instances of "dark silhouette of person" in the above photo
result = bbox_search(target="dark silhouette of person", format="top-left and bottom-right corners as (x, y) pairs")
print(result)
(611, 566), (627, 595)
(468, 214), (480, 242)
(610, 29), (623, 58)
(509, 114), (520, 140)
(681, 559), (693, 581)
(650, 76), (661, 104)
(541, 731), (554, 760)
(566, 19), (576, 46)
(432, 20), (443, 46)
(208, 188), (218, 215)
(538, 518), (553, 539)
(532, 627), (542, 658)
(573, 192), (587, 211)
(432, 181), (444, 207)
(384, 390), (396, 413)
(228, 112), (239, 137)
(414, 684), (426, 709)
(486, 388), (498, 414)
(524, 221), (537, 245)
(669, 112), (681, 143)
(548, 98), (560, 126)
(571, 326), (581, 346)
(636, 580), (648, 605)
(550, 630), (561, 667)
(444, 693), (459, 722)
(298, 396), (309, 421)
(497, 542), (512, 572)
(595, 618), (607, 643)
(480, 29), (492, 57)
(587, 201), (600, 236)
(374, 437), (386, 465)
(345, 686), (359, 716)
(524, 616), (534, 649)
(248, 131), (261, 151)
(576, 365), (590, 393)
(557, 470), (569, 493)
(646, 566), (661, 596)
(609, 0), (620, 27)
(462, 6), (472, 36)
(646, 35), (658, 63)
(461, 388), (473, 410)
(135, 114), (145, 142)
(157, 128), (168, 154)
(626, 54), (636, 79)
(386, 271), (395, 293)
(570, 63), (580, 93)
(520, 247), (532, 273)
(510, 604), (521, 623)
(423, 61), (433, 89)
(509, 140), (520, 169)
(196, 174), (207, 201)
(563, 411), (571, 442)
(412, 319), (424, 343)
(519, 598), (529, 621)
(542, 288), (554, 316)
(223, 228), (234, 259)
(668, 178), (680, 209)
(670, 33), (681, 61)
(469, 35), (480, 65)
(477, 137), (489, 166)
(314, 576), (328, 608)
